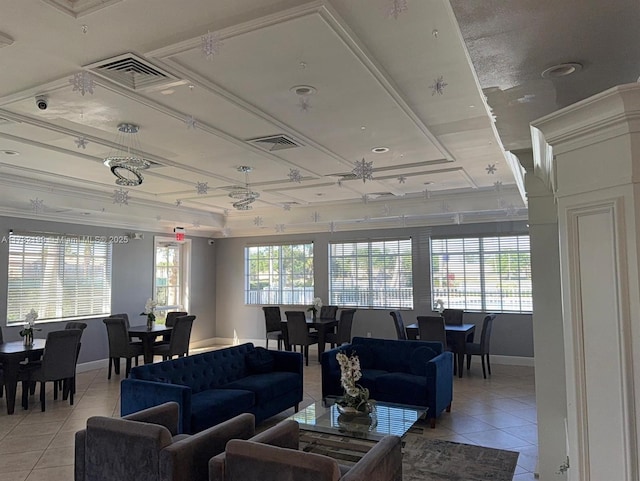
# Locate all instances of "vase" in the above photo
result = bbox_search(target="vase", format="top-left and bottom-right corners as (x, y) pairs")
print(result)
(23, 330), (33, 347)
(336, 401), (373, 417)
(146, 314), (155, 330)
(312, 310), (317, 321)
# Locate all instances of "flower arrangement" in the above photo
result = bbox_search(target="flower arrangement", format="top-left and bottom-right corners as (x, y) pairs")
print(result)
(335, 351), (370, 414)
(19, 308), (40, 346)
(141, 298), (158, 328)
(434, 298), (445, 314)
(307, 297), (323, 318)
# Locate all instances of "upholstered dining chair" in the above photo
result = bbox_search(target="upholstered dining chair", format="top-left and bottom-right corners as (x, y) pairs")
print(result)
(442, 308), (464, 326)
(19, 328), (82, 411)
(152, 315), (195, 360)
(0, 326), (3, 398)
(108, 312), (131, 329)
(103, 317), (144, 379)
(284, 311), (318, 366)
(157, 311), (188, 345)
(325, 309), (356, 348)
(390, 311), (407, 340)
(465, 314), (497, 379)
(262, 306), (283, 350)
(319, 305), (338, 320)
(417, 316), (448, 348)
(61, 321), (87, 395)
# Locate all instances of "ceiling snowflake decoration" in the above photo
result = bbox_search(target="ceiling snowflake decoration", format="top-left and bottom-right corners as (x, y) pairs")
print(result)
(352, 158), (374, 183)
(175, 199), (183, 207)
(505, 204), (518, 217)
(382, 204), (391, 216)
(69, 71), (95, 96)
(253, 216), (264, 227)
(275, 224), (285, 233)
(424, 188), (431, 199)
(288, 168), (303, 183)
(298, 96), (312, 112)
(494, 180), (503, 191)
(282, 203), (291, 211)
(363, 215), (371, 223)
(185, 115), (197, 130)
(222, 227), (231, 237)
(453, 213), (463, 225)
(196, 181), (210, 195)
(441, 201), (450, 213)
(429, 76), (448, 96)
(156, 215), (162, 221)
(311, 211), (321, 223)
(192, 220), (201, 228)
(486, 164), (497, 174)
(397, 175), (407, 184)
(30, 198), (44, 214)
(400, 215), (407, 228)
(223, 209), (230, 216)
(386, 0), (408, 19)
(329, 221), (336, 233)
(362, 194), (369, 204)
(112, 188), (129, 206)
(202, 31), (224, 60)
(337, 180), (343, 188)
(74, 136), (89, 149)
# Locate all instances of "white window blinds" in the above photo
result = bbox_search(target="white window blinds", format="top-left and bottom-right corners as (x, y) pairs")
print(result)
(7, 232), (113, 324)
(329, 239), (413, 309)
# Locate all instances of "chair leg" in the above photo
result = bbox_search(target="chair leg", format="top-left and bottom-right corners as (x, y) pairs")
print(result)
(266, 337), (270, 350)
(69, 379), (74, 405)
(446, 403), (451, 413)
(429, 417), (436, 429)
(53, 380), (58, 400)
(108, 357), (113, 379)
(40, 382), (46, 412)
(114, 358), (121, 375)
(125, 358), (132, 378)
(466, 354), (471, 370)
(304, 345), (309, 366)
(481, 356), (487, 379)
(486, 354), (492, 375)
(21, 380), (29, 409)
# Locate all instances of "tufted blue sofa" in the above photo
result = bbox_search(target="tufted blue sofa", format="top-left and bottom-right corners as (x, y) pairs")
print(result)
(120, 343), (303, 434)
(321, 337), (453, 428)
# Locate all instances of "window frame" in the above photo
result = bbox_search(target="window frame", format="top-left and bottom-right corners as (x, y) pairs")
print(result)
(244, 242), (315, 306)
(328, 238), (413, 310)
(6, 231), (113, 325)
(430, 234), (532, 314)
(153, 236), (191, 320)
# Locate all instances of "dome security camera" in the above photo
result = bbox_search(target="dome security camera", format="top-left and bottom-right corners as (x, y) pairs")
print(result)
(35, 95), (48, 110)
(207, 239), (215, 246)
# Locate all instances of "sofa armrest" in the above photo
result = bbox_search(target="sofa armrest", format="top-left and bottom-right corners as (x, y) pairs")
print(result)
(341, 435), (402, 481)
(270, 349), (304, 375)
(209, 420), (300, 481)
(321, 345), (349, 399)
(120, 378), (192, 434)
(74, 430), (86, 481)
(426, 351), (454, 418)
(122, 401), (180, 436)
(160, 413), (255, 481)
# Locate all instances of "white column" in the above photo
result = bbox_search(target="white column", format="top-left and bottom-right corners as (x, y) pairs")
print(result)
(532, 83), (640, 481)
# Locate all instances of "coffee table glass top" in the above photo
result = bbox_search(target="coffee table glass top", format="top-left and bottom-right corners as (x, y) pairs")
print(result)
(288, 399), (426, 441)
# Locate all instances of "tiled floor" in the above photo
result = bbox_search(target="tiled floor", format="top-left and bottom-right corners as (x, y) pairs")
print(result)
(0, 346), (538, 481)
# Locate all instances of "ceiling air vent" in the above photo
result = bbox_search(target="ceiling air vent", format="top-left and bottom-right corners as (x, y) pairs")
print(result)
(247, 135), (302, 152)
(88, 53), (180, 91)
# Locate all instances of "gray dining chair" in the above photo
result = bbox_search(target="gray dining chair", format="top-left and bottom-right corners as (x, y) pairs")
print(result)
(390, 311), (408, 340)
(103, 317), (144, 379)
(152, 315), (195, 360)
(442, 309), (464, 326)
(19, 329), (82, 411)
(0, 326), (3, 398)
(59, 321), (88, 394)
(158, 311), (188, 344)
(284, 311), (318, 366)
(325, 309), (356, 348)
(262, 306), (283, 350)
(319, 305), (338, 320)
(108, 313), (130, 329)
(465, 314), (497, 378)
(417, 316), (448, 348)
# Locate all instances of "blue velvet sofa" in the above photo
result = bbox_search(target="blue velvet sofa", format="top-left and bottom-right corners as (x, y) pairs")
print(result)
(121, 343), (303, 434)
(321, 337), (453, 428)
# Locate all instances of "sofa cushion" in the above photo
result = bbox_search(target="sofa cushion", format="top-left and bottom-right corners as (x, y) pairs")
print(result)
(359, 369), (389, 393)
(347, 344), (374, 369)
(191, 389), (254, 433)
(375, 373), (427, 406)
(222, 372), (300, 405)
(245, 347), (274, 374)
(409, 346), (439, 376)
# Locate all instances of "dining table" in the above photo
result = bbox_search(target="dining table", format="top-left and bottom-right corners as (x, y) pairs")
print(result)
(280, 317), (338, 362)
(0, 338), (46, 414)
(406, 322), (476, 378)
(128, 324), (172, 364)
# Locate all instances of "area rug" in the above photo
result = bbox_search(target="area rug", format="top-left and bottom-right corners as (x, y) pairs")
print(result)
(300, 422), (519, 481)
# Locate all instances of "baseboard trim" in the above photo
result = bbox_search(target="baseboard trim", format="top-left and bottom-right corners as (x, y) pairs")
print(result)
(490, 355), (535, 367)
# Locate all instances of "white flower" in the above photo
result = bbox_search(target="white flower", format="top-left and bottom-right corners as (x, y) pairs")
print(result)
(24, 308), (38, 327)
(435, 298), (445, 314)
(313, 297), (323, 309)
(144, 298), (158, 314)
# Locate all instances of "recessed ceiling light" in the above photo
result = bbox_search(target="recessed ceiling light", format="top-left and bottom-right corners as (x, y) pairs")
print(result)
(1, 150), (19, 155)
(372, 147), (389, 154)
(541, 62), (583, 79)
(289, 85), (317, 96)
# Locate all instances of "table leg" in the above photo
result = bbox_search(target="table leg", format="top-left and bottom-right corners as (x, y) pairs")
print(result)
(142, 336), (155, 364)
(317, 325), (327, 362)
(3, 362), (20, 414)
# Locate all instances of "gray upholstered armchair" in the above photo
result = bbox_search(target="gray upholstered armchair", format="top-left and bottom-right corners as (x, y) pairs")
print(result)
(209, 419), (402, 481)
(75, 402), (255, 481)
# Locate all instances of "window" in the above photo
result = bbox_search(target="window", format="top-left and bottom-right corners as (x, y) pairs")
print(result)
(154, 237), (191, 321)
(430, 235), (532, 313)
(329, 239), (413, 309)
(7, 232), (112, 325)
(245, 243), (314, 305)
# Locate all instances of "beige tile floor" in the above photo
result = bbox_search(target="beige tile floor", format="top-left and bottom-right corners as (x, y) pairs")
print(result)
(0, 346), (538, 481)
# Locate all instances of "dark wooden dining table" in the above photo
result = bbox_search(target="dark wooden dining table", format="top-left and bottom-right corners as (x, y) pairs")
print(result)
(0, 338), (46, 414)
(406, 323), (476, 378)
(128, 325), (172, 364)
(280, 318), (338, 362)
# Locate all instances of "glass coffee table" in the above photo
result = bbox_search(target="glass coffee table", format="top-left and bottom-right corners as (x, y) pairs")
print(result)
(288, 398), (426, 442)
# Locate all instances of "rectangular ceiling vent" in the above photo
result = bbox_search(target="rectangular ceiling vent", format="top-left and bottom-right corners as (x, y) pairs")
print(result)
(88, 53), (179, 91)
(326, 172), (358, 180)
(247, 134), (302, 151)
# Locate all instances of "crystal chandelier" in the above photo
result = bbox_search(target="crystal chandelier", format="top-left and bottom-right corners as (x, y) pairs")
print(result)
(228, 166), (260, 210)
(103, 123), (150, 186)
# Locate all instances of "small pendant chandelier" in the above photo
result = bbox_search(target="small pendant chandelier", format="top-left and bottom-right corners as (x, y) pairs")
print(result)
(228, 166), (260, 210)
(103, 123), (150, 186)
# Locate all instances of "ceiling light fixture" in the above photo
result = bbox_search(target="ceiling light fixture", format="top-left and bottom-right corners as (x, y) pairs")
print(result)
(103, 123), (150, 186)
(371, 147), (389, 154)
(228, 166), (260, 210)
(541, 62), (582, 79)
